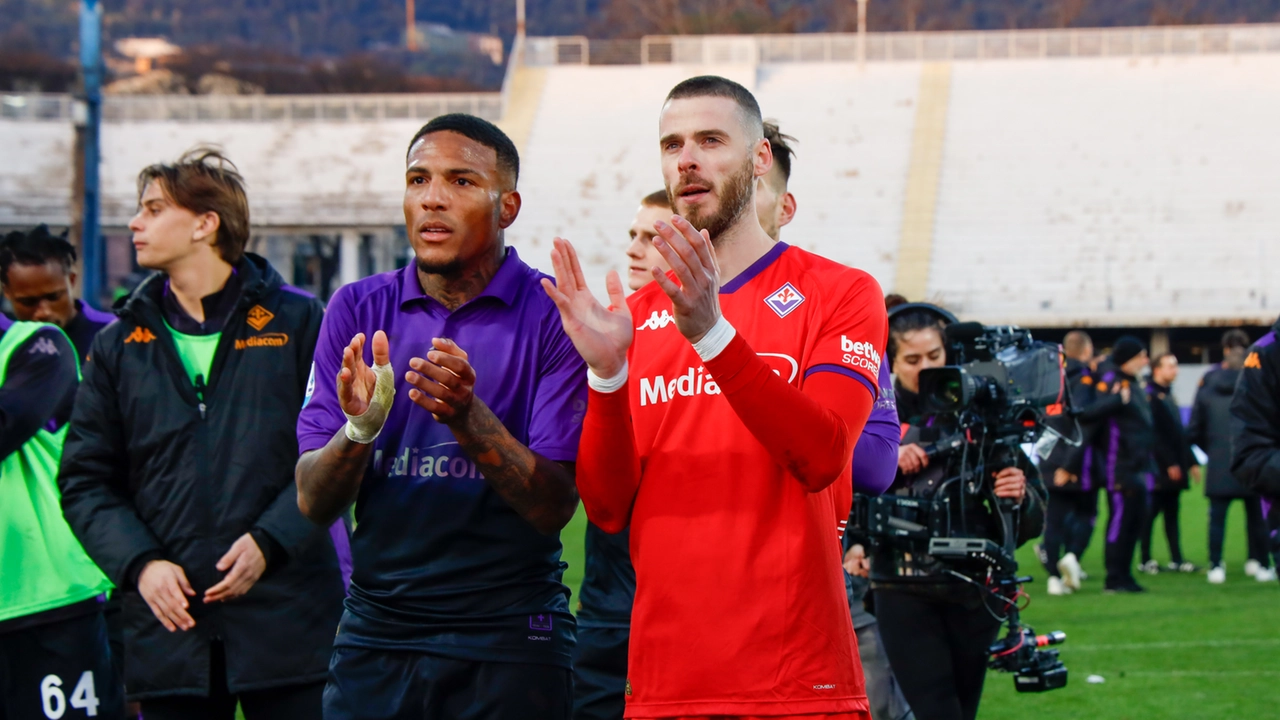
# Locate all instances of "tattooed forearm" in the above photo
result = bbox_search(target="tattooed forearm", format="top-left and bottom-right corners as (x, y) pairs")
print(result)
(450, 397), (578, 535)
(296, 431), (373, 526)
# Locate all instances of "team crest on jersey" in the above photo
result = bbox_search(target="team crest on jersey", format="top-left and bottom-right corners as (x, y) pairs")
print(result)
(764, 282), (805, 318)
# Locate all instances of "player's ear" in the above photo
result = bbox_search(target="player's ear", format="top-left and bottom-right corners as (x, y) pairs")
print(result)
(498, 189), (522, 229)
(779, 192), (797, 229)
(753, 136), (773, 180)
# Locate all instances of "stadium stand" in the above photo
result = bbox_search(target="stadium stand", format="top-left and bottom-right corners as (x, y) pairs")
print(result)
(3, 25), (1280, 326)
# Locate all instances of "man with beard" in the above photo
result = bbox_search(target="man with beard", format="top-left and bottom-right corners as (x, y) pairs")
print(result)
(545, 76), (884, 719)
(296, 114), (586, 720)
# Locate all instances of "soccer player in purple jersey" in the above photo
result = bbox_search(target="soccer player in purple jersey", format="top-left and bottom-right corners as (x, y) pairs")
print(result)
(295, 114), (586, 720)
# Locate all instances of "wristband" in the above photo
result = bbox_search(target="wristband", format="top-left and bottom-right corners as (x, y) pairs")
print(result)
(343, 361), (396, 444)
(692, 316), (736, 361)
(588, 362), (628, 393)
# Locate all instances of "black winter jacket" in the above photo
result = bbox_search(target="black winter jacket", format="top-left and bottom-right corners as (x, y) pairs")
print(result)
(1147, 381), (1193, 493)
(1190, 366), (1255, 498)
(57, 255), (345, 699)
(1230, 317), (1280, 501)
(1086, 360), (1156, 493)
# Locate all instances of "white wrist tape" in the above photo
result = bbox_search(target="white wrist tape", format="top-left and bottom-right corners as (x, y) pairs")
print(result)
(692, 316), (736, 361)
(344, 362), (396, 444)
(587, 362), (628, 393)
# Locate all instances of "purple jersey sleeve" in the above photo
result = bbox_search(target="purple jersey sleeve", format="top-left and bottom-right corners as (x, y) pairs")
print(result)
(525, 311), (588, 463)
(852, 361), (899, 495)
(296, 284), (358, 455)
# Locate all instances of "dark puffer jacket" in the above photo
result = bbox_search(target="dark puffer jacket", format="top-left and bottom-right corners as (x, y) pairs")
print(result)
(58, 255), (346, 699)
(1190, 365), (1254, 498)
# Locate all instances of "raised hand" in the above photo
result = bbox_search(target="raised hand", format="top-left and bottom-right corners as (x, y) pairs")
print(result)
(337, 330), (391, 417)
(541, 237), (633, 378)
(650, 215), (722, 343)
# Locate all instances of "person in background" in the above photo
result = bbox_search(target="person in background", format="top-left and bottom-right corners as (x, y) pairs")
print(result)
(0, 312), (123, 719)
(621, 191), (674, 293)
(1194, 329), (1275, 583)
(758, 123), (910, 720)
(572, 189), (673, 720)
(1, 225), (131, 716)
(58, 149), (346, 719)
(1039, 330), (1101, 595)
(1, 225), (115, 361)
(1140, 353), (1196, 574)
(1090, 336), (1155, 593)
(1231, 323), (1280, 576)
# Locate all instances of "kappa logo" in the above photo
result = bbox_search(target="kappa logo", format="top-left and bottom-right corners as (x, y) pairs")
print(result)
(246, 305), (275, 331)
(28, 336), (60, 356)
(764, 282), (805, 318)
(636, 309), (677, 331)
(1245, 352), (1263, 369)
(124, 327), (157, 344)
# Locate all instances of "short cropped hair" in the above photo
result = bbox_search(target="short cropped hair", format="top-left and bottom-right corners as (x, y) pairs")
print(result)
(408, 113), (520, 188)
(1222, 329), (1251, 350)
(1152, 352), (1177, 370)
(641, 189), (670, 209)
(0, 225), (77, 285)
(665, 75), (764, 139)
(763, 121), (796, 187)
(1063, 330), (1093, 358)
(137, 148), (250, 265)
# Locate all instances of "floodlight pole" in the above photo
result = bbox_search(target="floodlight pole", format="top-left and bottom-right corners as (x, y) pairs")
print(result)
(857, 0), (868, 69)
(406, 0), (417, 50)
(78, 0), (103, 308)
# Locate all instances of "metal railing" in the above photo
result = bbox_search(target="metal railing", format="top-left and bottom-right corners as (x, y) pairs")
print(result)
(1, 92), (502, 123)
(521, 23), (1280, 66)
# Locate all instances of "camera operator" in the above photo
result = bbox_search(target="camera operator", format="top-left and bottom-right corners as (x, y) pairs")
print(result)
(862, 304), (1046, 720)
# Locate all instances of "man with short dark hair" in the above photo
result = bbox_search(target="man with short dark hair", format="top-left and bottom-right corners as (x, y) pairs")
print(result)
(547, 76), (883, 719)
(58, 148), (344, 719)
(1198, 329), (1274, 582)
(1140, 353), (1196, 574)
(1, 225), (115, 361)
(295, 114), (586, 720)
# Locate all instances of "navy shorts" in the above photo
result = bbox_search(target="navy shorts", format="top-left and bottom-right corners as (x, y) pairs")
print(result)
(571, 627), (629, 720)
(324, 647), (572, 720)
(0, 610), (125, 720)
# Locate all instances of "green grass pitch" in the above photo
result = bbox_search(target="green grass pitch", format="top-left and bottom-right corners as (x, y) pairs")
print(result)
(559, 489), (1278, 719)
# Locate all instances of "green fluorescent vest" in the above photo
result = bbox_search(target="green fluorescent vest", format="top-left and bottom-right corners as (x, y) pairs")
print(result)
(0, 321), (112, 623)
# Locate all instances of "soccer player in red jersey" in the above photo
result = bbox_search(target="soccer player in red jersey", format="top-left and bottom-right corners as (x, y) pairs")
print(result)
(543, 76), (886, 720)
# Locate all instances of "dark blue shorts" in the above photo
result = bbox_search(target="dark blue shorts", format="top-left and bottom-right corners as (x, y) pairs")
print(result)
(323, 647), (572, 720)
(571, 627), (629, 720)
(0, 609), (125, 720)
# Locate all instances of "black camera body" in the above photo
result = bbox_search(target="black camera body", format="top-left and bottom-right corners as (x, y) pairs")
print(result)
(989, 625), (1069, 693)
(854, 321), (1070, 692)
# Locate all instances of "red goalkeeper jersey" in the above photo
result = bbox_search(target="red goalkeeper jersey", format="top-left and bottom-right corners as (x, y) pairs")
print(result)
(578, 243), (886, 718)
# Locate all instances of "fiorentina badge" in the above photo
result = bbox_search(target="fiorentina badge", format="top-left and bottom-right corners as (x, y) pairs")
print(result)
(764, 282), (805, 318)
